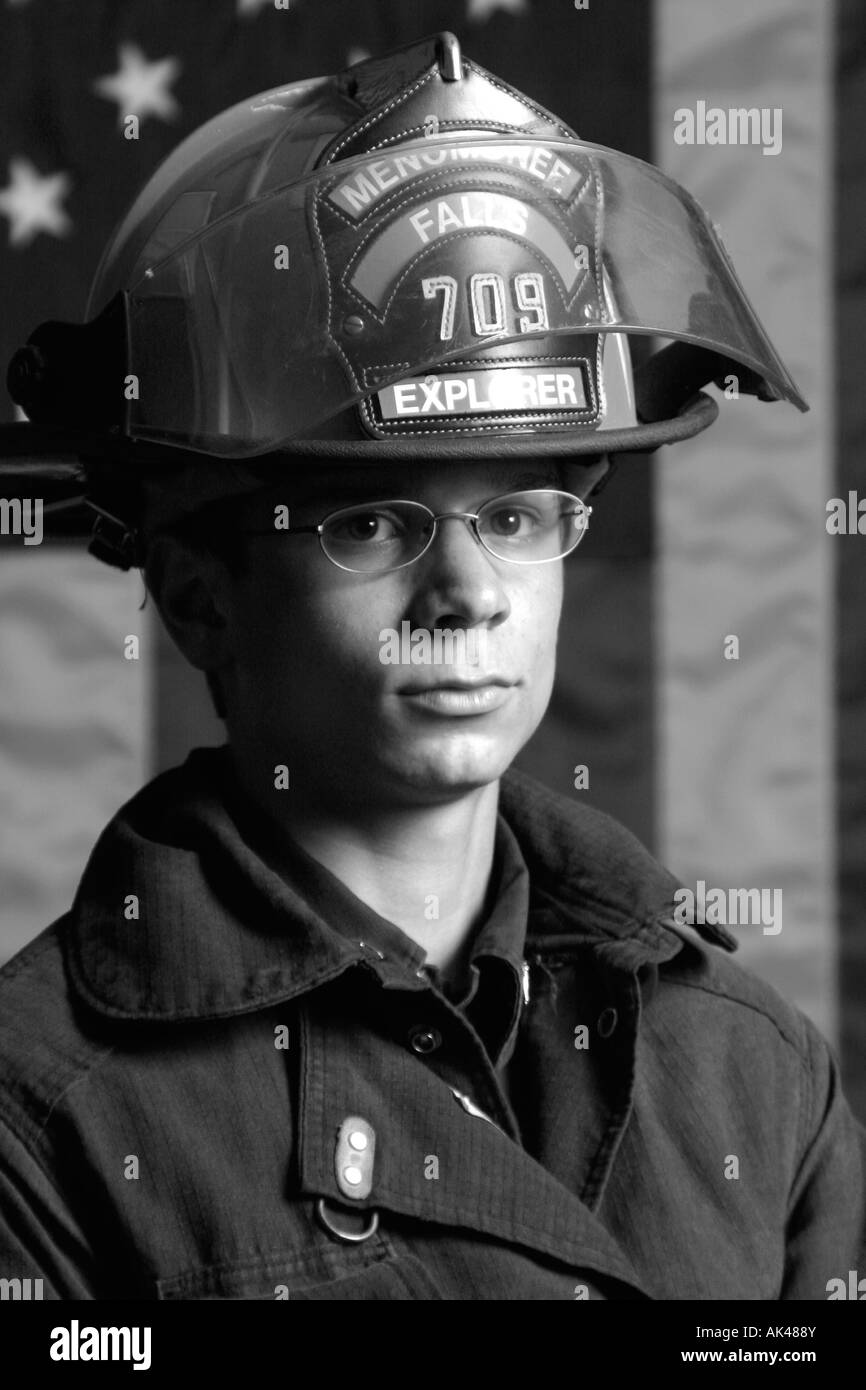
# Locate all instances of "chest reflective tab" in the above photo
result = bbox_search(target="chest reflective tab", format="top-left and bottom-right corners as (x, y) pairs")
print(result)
(335, 1115), (376, 1199)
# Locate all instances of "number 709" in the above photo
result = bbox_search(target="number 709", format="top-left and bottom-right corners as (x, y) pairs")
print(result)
(422, 271), (549, 340)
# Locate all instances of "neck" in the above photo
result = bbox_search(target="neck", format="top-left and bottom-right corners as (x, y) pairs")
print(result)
(226, 752), (501, 980)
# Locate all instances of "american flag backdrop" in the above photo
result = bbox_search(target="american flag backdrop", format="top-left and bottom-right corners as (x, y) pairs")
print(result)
(1, 0), (864, 1121)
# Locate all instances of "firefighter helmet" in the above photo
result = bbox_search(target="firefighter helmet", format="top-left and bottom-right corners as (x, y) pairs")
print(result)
(3, 31), (806, 567)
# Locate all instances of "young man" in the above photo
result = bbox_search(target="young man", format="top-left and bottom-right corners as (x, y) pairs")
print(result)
(0, 32), (863, 1301)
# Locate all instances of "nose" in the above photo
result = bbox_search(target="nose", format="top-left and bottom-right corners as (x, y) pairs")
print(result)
(409, 513), (511, 631)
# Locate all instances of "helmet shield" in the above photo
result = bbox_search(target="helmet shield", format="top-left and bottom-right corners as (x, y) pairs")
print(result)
(105, 133), (806, 457)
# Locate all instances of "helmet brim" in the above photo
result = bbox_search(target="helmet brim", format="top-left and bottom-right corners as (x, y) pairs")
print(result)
(258, 393), (717, 461)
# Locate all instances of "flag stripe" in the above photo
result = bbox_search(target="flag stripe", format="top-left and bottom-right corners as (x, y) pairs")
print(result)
(0, 550), (151, 962)
(653, 0), (836, 1038)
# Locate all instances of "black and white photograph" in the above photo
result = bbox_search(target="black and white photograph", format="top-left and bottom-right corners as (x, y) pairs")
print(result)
(0, 0), (863, 1355)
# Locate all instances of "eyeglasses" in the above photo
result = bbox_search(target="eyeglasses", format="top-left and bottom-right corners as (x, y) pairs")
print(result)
(255, 489), (592, 573)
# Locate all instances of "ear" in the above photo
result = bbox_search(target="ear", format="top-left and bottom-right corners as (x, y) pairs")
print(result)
(562, 454), (612, 501)
(144, 533), (234, 676)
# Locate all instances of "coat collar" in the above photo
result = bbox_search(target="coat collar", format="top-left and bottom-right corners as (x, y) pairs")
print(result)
(67, 747), (735, 1022)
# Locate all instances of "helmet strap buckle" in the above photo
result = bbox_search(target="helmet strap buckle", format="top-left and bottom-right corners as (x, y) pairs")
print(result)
(86, 501), (141, 571)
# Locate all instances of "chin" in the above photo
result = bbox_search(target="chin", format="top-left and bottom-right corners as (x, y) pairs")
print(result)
(378, 730), (524, 802)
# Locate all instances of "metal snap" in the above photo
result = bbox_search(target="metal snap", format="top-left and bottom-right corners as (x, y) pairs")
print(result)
(597, 1007), (618, 1038)
(409, 1026), (442, 1055)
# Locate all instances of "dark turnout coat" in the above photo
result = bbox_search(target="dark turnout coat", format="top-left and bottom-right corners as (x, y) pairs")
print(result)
(0, 748), (863, 1300)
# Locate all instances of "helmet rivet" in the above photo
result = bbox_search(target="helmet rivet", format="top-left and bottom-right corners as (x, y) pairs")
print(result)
(343, 314), (366, 335)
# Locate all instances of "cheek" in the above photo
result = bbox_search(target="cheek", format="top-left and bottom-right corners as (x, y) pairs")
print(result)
(517, 574), (563, 716)
(520, 568), (564, 654)
(230, 561), (397, 682)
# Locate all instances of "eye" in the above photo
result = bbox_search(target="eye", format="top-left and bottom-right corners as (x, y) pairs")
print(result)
(484, 504), (543, 538)
(328, 508), (405, 544)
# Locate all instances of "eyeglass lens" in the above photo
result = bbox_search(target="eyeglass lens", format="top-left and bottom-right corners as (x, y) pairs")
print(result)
(320, 490), (588, 572)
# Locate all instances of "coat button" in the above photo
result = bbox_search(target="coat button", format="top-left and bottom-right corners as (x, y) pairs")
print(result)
(597, 1007), (618, 1038)
(409, 1026), (442, 1054)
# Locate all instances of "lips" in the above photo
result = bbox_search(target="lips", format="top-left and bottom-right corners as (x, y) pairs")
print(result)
(398, 678), (516, 717)
(398, 675), (512, 694)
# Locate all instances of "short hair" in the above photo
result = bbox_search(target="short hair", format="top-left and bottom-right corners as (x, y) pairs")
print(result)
(143, 496), (252, 721)
(146, 494), (251, 576)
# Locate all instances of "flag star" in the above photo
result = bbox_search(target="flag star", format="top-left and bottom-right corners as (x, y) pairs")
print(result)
(467, 0), (529, 20)
(0, 158), (72, 248)
(93, 43), (181, 126)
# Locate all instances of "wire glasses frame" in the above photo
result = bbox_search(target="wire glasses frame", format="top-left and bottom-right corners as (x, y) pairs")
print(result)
(264, 489), (593, 573)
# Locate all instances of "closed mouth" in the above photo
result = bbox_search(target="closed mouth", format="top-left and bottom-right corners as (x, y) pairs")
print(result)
(399, 676), (512, 693)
